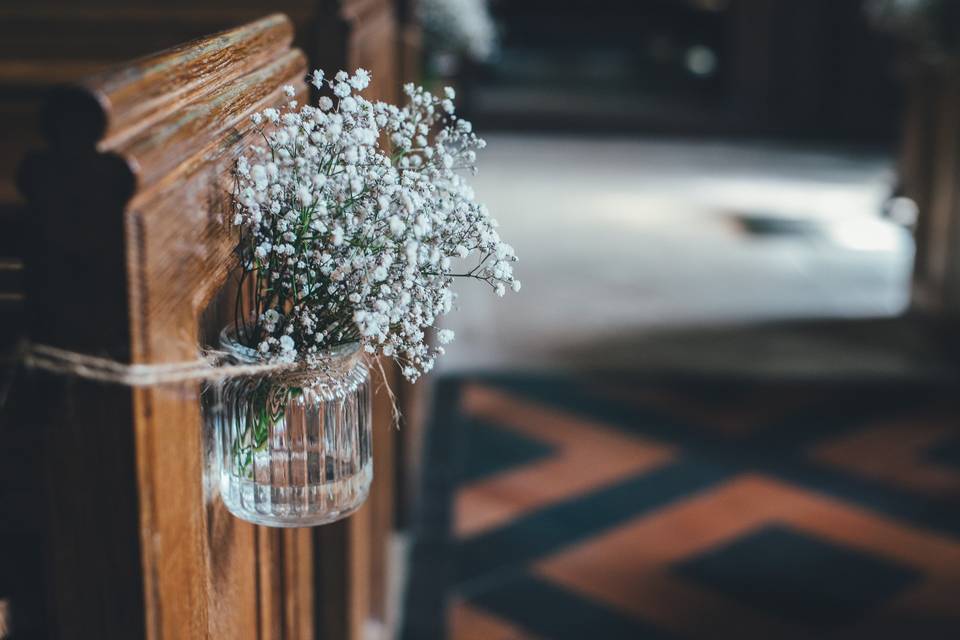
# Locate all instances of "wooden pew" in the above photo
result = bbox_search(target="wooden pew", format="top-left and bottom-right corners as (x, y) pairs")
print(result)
(902, 57), (960, 316)
(0, 1), (403, 209)
(7, 13), (404, 639)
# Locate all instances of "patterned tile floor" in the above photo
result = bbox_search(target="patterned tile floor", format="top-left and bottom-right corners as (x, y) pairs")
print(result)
(402, 374), (960, 640)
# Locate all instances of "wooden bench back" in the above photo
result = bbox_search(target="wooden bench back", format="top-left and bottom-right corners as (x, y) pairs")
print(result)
(16, 15), (316, 639)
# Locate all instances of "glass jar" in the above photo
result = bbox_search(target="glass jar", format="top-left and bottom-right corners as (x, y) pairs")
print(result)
(207, 327), (372, 527)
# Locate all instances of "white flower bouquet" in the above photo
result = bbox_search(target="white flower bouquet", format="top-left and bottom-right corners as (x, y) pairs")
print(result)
(231, 69), (518, 382)
(212, 69), (518, 526)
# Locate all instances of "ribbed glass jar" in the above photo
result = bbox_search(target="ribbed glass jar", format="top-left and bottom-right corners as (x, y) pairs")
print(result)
(208, 327), (372, 527)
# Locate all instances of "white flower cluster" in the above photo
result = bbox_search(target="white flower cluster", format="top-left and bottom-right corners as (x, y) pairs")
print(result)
(232, 69), (519, 381)
(420, 0), (497, 61)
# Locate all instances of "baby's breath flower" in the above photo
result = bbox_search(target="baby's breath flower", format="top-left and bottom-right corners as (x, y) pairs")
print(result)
(231, 68), (519, 380)
(349, 68), (371, 90)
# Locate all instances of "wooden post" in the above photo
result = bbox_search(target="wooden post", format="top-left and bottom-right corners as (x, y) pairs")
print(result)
(904, 58), (960, 317)
(8, 8), (411, 638)
(17, 15), (315, 639)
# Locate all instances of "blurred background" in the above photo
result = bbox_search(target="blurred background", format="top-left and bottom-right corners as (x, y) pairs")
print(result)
(3, 1), (960, 639)
(404, 1), (960, 639)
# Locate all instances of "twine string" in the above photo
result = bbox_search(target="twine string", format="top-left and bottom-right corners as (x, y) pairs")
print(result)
(23, 342), (303, 386)
(3, 339), (363, 390)
(0, 340), (399, 426)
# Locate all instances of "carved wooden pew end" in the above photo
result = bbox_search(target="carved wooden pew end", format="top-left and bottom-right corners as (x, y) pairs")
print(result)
(17, 15), (319, 639)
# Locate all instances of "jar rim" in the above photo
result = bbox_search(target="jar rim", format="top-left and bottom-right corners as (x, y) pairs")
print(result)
(218, 324), (362, 365)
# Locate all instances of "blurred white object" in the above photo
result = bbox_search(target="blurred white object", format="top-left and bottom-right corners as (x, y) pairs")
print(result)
(885, 196), (919, 228)
(441, 135), (912, 372)
(686, 45), (718, 77)
(420, 0), (497, 61)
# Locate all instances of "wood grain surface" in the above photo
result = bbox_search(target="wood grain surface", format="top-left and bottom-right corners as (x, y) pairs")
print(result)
(16, 15), (315, 639)
(8, 6), (413, 638)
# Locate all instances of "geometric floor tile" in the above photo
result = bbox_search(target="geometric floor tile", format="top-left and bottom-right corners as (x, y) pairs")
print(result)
(448, 599), (541, 640)
(461, 418), (555, 484)
(811, 414), (960, 499)
(455, 384), (676, 538)
(928, 436), (960, 472)
(402, 375), (960, 640)
(590, 381), (820, 437)
(675, 524), (920, 628)
(454, 459), (734, 586)
(536, 474), (960, 639)
(465, 575), (677, 640)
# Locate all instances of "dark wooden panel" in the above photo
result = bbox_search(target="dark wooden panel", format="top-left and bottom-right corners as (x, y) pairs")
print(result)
(15, 15), (313, 639)
(906, 59), (960, 314)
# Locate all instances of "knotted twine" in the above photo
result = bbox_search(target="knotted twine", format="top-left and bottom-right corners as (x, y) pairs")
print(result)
(0, 340), (400, 424)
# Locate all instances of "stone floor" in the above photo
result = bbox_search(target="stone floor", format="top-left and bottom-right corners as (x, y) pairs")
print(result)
(440, 134), (930, 378)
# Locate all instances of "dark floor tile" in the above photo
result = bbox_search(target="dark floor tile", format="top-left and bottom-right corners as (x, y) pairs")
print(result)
(461, 417), (555, 484)
(456, 459), (734, 588)
(469, 574), (677, 640)
(675, 524), (920, 628)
